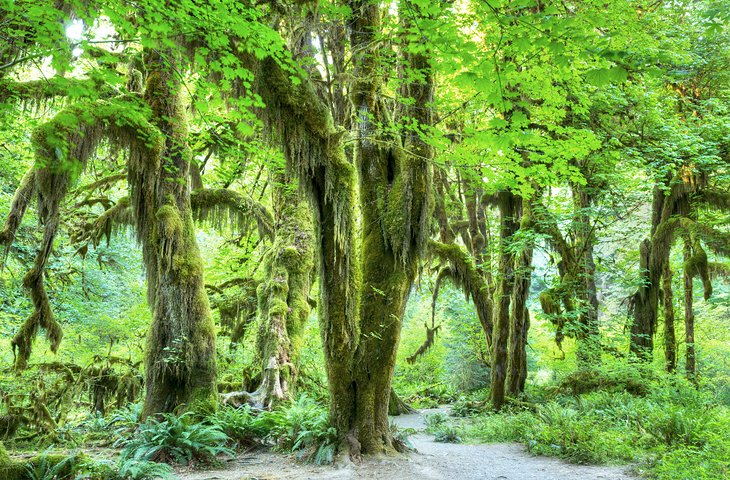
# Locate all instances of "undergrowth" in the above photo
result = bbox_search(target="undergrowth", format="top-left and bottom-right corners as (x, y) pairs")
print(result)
(460, 374), (730, 479)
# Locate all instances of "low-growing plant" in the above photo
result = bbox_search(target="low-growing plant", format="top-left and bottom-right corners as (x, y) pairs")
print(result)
(115, 454), (177, 479)
(433, 424), (461, 443)
(207, 405), (264, 447)
(76, 456), (176, 480)
(109, 403), (144, 441)
(117, 412), (233, 465)
(451, 396), (483, 417)
(270, 395), (337, 465)
(423, 411), (448, 433)
(24, 451), (79, 480)
(390, 422), (416, 451)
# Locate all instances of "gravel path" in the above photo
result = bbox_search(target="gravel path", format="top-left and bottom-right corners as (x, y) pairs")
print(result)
(177, 408), (638, 480)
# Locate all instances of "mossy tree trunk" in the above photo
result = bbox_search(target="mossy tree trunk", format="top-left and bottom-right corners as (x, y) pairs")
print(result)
(253, 0), (432, 454)
(253, 173), (314, 408)
(532, 185), (602, 368)
(662, 262), (677, 372)
(490, 192), (519, 410)
(683, 238), (696, 382)
(135, 49), (217, 417)
(572, 188), (601, 367)
(507, 200), (533, 397)
(345, 0), (433, 453)
(629, 179), (689, 361)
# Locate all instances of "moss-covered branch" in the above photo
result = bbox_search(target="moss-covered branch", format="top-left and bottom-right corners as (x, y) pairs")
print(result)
(191, 188), (274, 241)
(0, 167), (35, 263)
(71, 197), (133, 247)
(0, 77), (112, 104)
(5, 97), (160, 370)
(695, 223), (730, 258)
(698, 189), (730, 212)
(429, 240), (493, 344)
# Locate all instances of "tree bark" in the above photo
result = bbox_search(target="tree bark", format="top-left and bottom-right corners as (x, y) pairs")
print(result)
(252, 0), (433, 454)
(683, 239), (696, 382)
(136, 49), (217, 417)
(662, 262), (676, 372)
(253, 173), (314, 408)
(490, 192), (518, 410)
(574, 188), (601, 367)
(507, 200), (533, 397)
(630, 179), (691, 361)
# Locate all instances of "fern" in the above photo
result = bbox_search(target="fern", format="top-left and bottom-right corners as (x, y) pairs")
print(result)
(118, 412), (233, 465)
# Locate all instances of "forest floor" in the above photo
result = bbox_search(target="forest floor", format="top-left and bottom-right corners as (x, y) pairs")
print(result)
(176, 407), (639, 480)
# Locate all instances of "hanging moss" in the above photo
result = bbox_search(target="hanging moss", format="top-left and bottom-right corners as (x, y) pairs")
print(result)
(699, 189), (730, 212)
(685, 239), (712, 300)
(538, 288), (561, 316)
(191, 188), (274, 240)
(0, 77), (111, 106)
(406, 322), (441, 364)
(1, 97), (161, 370)
(71, 196), (133, 247)
(695, 223), (730, 258)
(429, 241), (493, 345)
(0, 167), (35, 263)
(708, 261), (730, 280)
(209, 278), (258, 344)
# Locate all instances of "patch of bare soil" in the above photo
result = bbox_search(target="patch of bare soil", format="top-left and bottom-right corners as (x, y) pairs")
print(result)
(177, 408), (638, 480)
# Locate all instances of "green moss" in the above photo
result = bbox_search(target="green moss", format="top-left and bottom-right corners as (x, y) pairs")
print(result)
(156, 204), (184, 239)
(539, 289), (561, 316)
(558, 369), (649, 396)
(268, 298), (290, 317)
(0, 450), (88, 480)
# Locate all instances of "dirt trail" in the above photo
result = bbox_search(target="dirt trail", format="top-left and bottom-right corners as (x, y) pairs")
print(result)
(177, 408), (637, 480)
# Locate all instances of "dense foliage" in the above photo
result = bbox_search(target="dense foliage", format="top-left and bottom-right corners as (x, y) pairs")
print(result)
(0, 0), (728, 478)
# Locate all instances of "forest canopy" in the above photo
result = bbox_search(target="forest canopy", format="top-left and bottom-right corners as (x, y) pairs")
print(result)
(0, 0), (728, 478)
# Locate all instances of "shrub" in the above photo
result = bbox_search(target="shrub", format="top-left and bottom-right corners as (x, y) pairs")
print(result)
(23, 452), (80, 480)
(558, 368), (648, 396)
(76, 457), (175, 480)
(390, 422), (416, 450)
(651, 436), (730, 480)
(451, 396), (484, 417)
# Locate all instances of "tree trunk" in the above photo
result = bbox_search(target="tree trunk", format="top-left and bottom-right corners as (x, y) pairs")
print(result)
(662, 262), (677, 372)
(490, 192), (518, 410)
(507, 200), (533, 397)
(352, 241), (415, 452)
(253, 174), (314, 408)
(253, 0), (433, 454)
(136, 49), (217, 417)
(388, 389), (416, 416)
(574, 189), (601, 367)
(630, 180), (690, 361)
(331, 0), (432, 453)
(683, 240), (696, 382)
